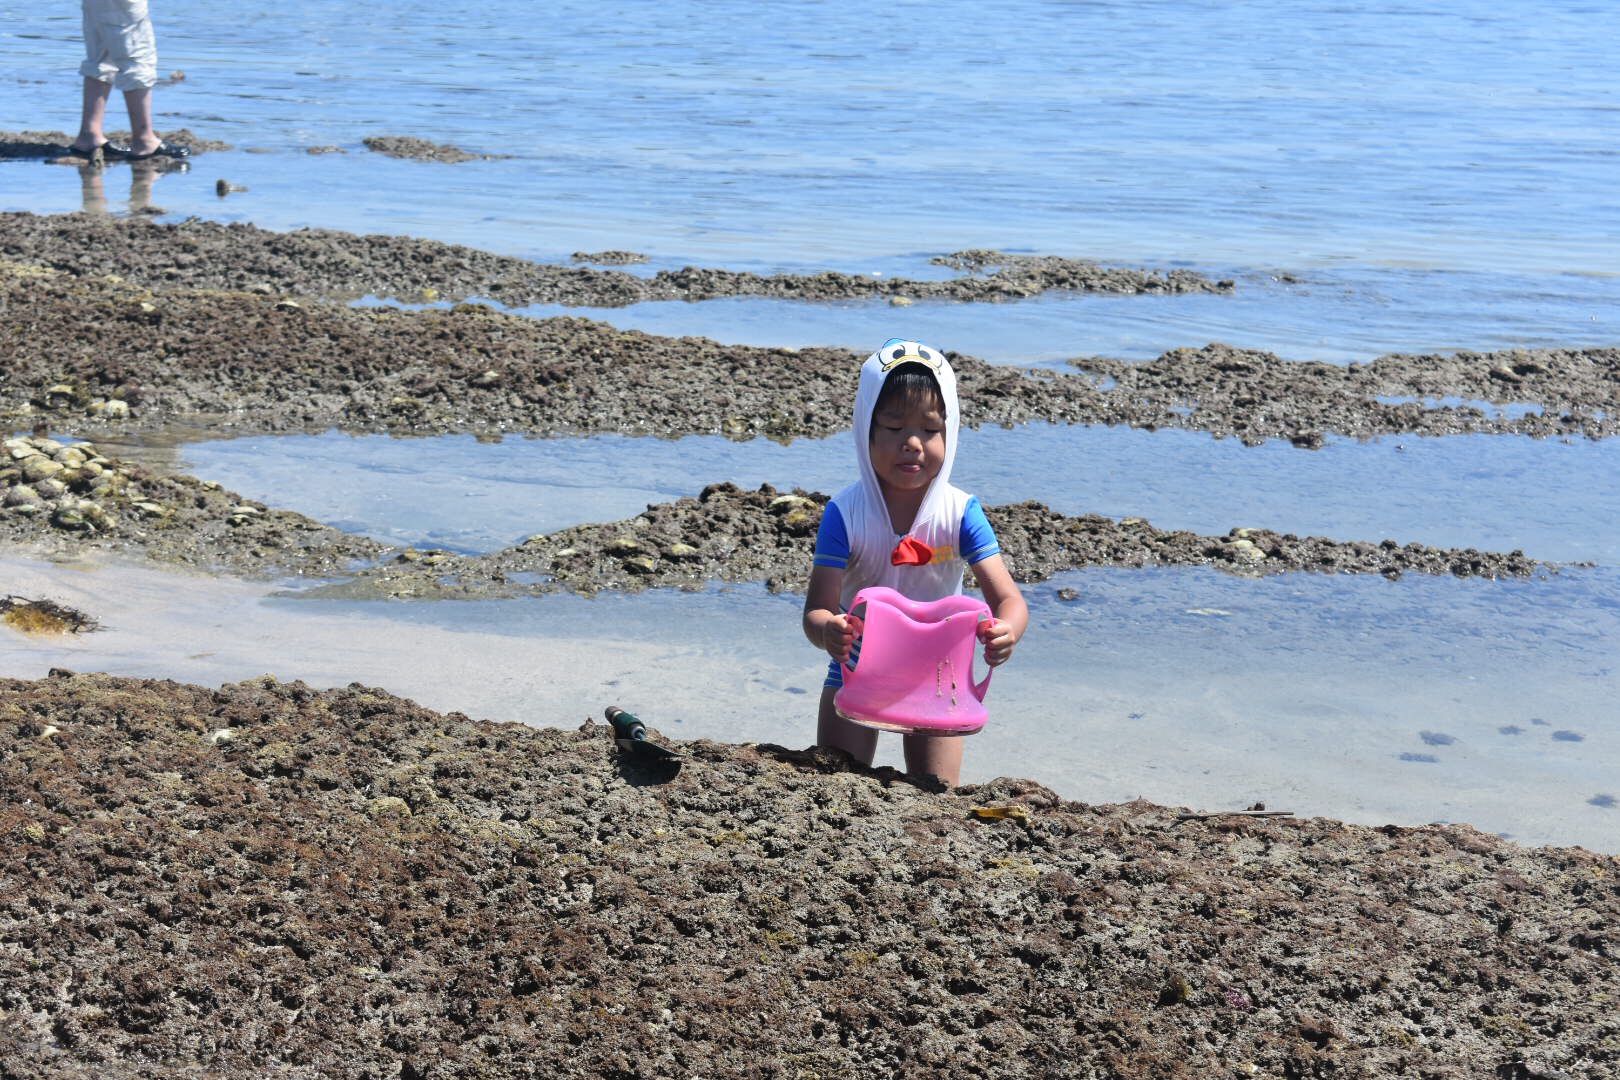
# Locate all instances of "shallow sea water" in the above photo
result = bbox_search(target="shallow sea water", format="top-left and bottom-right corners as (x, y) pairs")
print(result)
(104, 426), (1620, 566)
(3, 1), (1618, 847)
(3, 553), (1615, 851)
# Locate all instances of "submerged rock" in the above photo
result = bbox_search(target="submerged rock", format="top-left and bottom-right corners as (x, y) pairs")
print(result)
(0, 596), (99, 634)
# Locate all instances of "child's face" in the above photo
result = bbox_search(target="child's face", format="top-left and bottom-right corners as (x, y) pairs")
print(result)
(868, 394), (946, 496)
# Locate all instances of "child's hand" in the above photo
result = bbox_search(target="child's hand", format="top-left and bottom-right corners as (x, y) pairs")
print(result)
(822, 613), (863, 663)
(978, 617), (1018, 666)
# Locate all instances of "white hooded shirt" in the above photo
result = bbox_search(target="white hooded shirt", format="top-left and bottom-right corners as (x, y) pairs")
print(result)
(814, 340), (999, 613)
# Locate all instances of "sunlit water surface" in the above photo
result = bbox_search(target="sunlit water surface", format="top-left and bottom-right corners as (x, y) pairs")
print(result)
(89, 426), (1620, 566)
(3, 554), (1615, 851)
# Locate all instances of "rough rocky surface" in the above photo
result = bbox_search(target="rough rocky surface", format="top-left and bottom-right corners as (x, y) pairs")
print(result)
(361, 136), (499, 164)
(1, 672), (1615, 1079)
(307, 482), (1546, 601)
(3, 261), (1615, 445)
(0, 212), (1230, 307)
(572, 250), (650, 265)
(0, 130), (228, 162)
(0, 434), (383, 580)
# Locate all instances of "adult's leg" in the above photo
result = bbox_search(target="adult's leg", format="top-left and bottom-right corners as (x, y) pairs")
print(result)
(902, 733), (963, 787)
(74, 76), (113, 152)
(817, 687), (877, 766)
(122, 86), (157, 154)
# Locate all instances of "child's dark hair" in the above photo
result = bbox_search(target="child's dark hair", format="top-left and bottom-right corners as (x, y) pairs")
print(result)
(870, 363), (945, 436)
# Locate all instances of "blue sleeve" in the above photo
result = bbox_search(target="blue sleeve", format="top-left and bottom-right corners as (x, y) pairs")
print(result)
(813, 501), (851, 569)
(959, 496), (1001, 565)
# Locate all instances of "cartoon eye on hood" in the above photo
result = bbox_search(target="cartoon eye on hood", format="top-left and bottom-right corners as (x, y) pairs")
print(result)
(878, 337), (944, 373)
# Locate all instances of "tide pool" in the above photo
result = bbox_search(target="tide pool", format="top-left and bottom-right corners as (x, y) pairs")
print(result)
(92, 425), (1620, 565)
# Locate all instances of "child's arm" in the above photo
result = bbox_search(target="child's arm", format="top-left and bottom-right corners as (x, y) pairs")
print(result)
(803, 564), (860, 661)
(970, 554), (1028, 666)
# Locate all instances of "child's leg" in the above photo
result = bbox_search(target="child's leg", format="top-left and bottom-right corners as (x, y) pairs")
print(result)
(816, 686), (877, 765)
(902, 733), (963, 787)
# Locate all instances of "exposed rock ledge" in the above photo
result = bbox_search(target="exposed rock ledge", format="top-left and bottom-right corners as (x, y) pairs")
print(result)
(0, 672), (1614, 1078)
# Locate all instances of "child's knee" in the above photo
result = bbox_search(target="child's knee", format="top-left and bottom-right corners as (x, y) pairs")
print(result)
(817, 691), (877, 762)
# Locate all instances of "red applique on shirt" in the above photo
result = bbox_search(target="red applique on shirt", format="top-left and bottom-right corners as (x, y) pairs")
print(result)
(890, 537), (934, 566)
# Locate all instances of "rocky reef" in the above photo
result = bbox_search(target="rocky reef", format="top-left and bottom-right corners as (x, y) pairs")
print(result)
(1, 434), (383, 579)
(3, 250), (1614, 446)
(1, 672), (1614, 1079)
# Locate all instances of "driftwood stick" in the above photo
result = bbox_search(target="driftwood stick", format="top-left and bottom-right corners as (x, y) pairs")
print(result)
(1174, 809), (1295, 822)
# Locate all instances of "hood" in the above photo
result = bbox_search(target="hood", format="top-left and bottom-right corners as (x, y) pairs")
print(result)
(852, 338), (960, 536)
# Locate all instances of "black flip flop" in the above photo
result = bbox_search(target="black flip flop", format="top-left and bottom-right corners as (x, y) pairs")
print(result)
(121, 141), (190, 161)
(60, 142), (109, 161)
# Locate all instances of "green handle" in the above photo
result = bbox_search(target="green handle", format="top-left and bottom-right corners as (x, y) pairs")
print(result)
(604, 705), (646, 741)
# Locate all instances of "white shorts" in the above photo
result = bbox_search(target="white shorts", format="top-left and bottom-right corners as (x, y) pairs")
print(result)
(79, 0), (158, 92)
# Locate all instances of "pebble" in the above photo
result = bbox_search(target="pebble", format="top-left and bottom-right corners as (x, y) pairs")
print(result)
(1228, 538), (1266, 564)
(366, 796), (412, 818)
(663, 543), (701, 560)
(52, 506), (88, 530)
(623, 555), (658, 574)
(605, 537), (641, 556)
(4, 485), (41, 508)
(22, 458), (64, 483)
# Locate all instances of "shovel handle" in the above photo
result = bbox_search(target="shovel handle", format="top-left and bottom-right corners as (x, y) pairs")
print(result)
(604, 705), (646, 741)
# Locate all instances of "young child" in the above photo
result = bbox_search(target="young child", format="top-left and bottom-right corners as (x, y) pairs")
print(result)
(802, 338), (1029, 786)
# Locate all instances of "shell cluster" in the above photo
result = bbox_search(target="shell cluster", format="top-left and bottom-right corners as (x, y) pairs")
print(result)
(2, 435), (124, 532)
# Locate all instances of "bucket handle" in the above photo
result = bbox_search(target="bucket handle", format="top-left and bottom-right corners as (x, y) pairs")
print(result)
(971, 613), (994, 702)
(839, 595), (869, 679)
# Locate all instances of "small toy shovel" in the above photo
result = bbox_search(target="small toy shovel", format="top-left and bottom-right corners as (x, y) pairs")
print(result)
(604, 706), (681, 760)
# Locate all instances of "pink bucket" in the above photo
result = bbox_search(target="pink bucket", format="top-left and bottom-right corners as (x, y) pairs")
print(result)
(833, 586), (993, 736)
